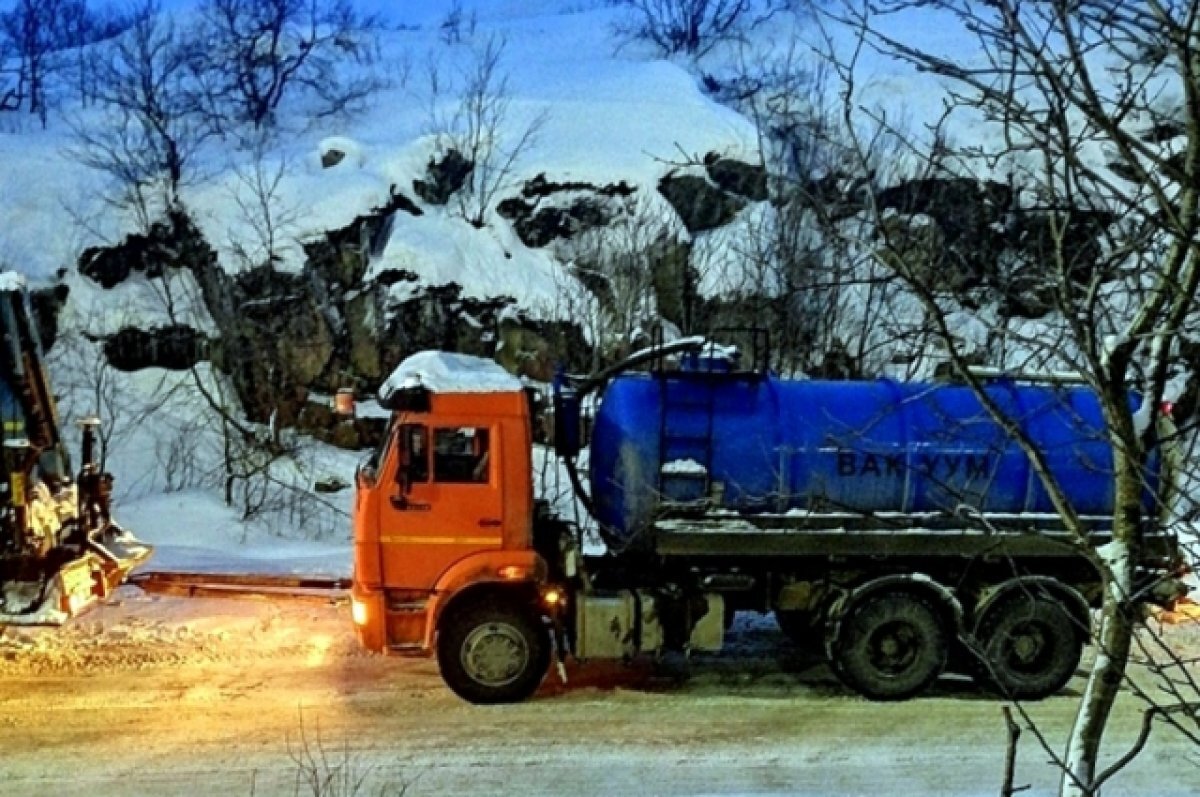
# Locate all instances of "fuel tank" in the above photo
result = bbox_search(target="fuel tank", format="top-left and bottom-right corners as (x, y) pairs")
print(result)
(588, 370), (1158, 547)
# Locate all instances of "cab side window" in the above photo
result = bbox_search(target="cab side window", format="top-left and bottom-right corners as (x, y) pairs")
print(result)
(433, 427), (490, 484)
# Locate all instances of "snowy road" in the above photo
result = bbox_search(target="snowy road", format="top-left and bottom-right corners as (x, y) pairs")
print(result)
(0, 590), (1197, 797)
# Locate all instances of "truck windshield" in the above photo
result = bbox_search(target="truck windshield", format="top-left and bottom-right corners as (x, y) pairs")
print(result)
(357, 417), (398, 486)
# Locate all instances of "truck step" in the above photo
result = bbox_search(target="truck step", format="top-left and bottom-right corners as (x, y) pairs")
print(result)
(386, 600), (429, 612)
(387, 642), (425, 656)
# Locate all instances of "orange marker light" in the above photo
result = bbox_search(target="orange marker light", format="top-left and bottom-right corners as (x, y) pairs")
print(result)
(498, 565), (525, 580)
(334, 388), (356, 417)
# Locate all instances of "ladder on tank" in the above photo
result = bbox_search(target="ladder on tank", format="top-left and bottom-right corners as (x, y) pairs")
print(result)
(657, 372), (718, 509)
(649, 327), (770, 511)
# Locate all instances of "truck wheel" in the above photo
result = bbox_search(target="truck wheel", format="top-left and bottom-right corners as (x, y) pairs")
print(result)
(976, 596), (1081, 700)
(832, 592), (947, 701)
(437, 601), (550, 704)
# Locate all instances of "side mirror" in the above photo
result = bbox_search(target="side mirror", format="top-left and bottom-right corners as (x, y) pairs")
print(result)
(396, 446), (412, 494)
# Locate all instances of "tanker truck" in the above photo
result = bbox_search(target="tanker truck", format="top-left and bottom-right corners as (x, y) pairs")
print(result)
(348, 340), (1183, 704)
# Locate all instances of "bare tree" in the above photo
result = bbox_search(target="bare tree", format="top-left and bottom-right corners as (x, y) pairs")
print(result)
(282, 709), (412, 797)
(45, 305), (163, 474)
(0, 0), (128, 121)
(145, 268), (344, 528)
(0, 0), (70, 124)
(224, 141), (302, 273)
(0, 34), (25, 114)
(427, 36), (548, 228)
(439, 0), (477, 46)
(69, 1), (210, 225)
(565, 197), (679, 368)
(189, 0), (382, 132)
(613, 0), (785, 57)
(60, 1), (135, 108)
(694, 44), (928, 377)
(813, 2), (1200, 793)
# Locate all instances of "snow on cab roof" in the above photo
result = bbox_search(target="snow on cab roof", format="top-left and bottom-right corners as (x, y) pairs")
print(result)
(379, 351), (523, 400)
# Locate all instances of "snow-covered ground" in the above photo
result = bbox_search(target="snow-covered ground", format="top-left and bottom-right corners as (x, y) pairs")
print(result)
(1, 594), (1198, 797)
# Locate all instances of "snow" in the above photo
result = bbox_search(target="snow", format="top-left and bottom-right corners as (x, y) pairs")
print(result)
(1132, 394), (1155, 439)
(379, 350), (524, 399)
(622, 335), (707, 363)
(118, 490), (351, 578)
(0, 1), (760, 302)
(365, 207), (567, 308)
(0, 271), (26, 292)
(662, 458), (708, 476)
(2, 589), (1199, 796)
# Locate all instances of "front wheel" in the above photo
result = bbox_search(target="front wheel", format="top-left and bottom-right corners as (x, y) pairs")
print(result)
(437, 601), (550, 704)
(831, 591), (948, 701)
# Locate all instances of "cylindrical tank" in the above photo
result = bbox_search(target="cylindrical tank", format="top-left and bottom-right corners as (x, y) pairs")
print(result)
(588, 371), (1159, 548)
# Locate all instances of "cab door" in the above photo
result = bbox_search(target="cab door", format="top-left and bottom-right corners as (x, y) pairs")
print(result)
(379, 420), (505, 590)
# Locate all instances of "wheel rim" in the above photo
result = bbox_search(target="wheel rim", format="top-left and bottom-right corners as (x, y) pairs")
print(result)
(461, 621), (530, 688)
(867, 619), (921, 676)
(999, 619), (1052, 674)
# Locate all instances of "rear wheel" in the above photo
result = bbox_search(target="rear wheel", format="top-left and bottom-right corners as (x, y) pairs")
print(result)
(437, 601), (550, 704)
(831, 592), (948, 701)
(975, 596), (1081, 700)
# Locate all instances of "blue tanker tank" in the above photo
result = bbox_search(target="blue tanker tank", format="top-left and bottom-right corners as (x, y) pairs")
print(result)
(587, 367), (1159, 548)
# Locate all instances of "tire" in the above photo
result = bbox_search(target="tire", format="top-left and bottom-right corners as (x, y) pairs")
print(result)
(975, 596), (1081, 700)
(775, 609), (823, 650)
(831, 591), (948, 701)
(436, 601), (550, 704)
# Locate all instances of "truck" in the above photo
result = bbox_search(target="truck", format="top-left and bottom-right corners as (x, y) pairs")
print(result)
(0, 273), (149, 624)
(348, 340), (1183, 704)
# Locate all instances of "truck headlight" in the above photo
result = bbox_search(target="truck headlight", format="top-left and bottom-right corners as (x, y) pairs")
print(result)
(351, 597), (369, 626)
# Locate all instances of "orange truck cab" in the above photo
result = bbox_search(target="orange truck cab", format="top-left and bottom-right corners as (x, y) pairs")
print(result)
(350, 352), (563, 703)
(351, 350), (724, 704)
